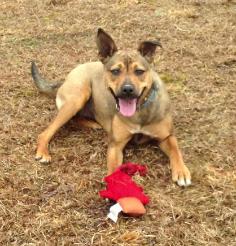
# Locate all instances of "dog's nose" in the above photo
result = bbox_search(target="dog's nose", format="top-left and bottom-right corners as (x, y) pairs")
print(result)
(121, 84), (135, 97)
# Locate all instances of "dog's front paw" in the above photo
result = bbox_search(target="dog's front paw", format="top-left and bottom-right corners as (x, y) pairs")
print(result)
(171, 164), (191, 187)
(35, 148), (51, 164)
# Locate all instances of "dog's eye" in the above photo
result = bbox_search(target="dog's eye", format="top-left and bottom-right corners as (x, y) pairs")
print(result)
(110, 69), (121, 76)
(135, 69), (145, 76)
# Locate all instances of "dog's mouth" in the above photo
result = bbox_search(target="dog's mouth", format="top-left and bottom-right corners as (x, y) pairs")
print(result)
(109, 88), (146, 117)
(117, 98), (137, 117)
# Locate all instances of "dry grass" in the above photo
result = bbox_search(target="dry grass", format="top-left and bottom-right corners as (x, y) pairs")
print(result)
(0, 0), (236, 245)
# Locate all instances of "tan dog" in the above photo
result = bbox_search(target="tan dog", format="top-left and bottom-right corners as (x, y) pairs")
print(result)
(31, 28), (191, 186)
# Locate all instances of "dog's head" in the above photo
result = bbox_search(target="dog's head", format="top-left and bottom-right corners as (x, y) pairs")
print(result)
(96, 28), (161, 117)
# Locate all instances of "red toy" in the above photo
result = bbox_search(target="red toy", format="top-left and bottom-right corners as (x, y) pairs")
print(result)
(99, 163), (150, 222)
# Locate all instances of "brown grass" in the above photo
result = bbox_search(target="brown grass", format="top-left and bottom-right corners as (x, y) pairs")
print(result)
(0, 0), (236, 245)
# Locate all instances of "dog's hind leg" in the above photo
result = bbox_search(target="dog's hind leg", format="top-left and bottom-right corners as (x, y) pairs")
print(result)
(36, 89), (91, 163)
(77, 118), (102, 129)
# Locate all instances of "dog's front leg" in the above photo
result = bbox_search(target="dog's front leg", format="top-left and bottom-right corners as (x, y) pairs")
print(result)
(159, 135), (191, 186)
(143, 115), (191, 186)
(106, 116), (132, 175)
(107, 139), (130, 175)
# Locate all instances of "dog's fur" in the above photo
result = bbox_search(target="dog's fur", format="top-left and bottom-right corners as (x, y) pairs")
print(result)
(31, 28), (191, 186)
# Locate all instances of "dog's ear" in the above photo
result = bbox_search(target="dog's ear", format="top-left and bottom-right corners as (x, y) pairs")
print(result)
(138, 40), (162, 63)
(96, 28), (118, 62)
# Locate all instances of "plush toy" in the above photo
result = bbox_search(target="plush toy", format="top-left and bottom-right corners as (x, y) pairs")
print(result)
(99, 162), (150, 222)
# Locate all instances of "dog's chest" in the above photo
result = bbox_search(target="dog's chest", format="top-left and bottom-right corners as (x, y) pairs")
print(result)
(129, 125), (151, 136)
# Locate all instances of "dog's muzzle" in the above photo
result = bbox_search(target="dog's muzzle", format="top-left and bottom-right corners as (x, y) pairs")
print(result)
(109, 85), (146, 117)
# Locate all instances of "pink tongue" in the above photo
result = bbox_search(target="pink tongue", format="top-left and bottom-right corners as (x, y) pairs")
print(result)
(118, 98), (137, 117)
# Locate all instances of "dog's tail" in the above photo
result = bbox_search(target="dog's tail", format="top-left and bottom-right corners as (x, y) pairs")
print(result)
(31, 61), (63, 97)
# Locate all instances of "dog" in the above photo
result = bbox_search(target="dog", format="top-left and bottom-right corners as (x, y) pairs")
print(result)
(31, 28), (191, 186)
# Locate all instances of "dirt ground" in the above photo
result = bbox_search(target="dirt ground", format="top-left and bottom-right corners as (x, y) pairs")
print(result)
(0, 0), (236, 245)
